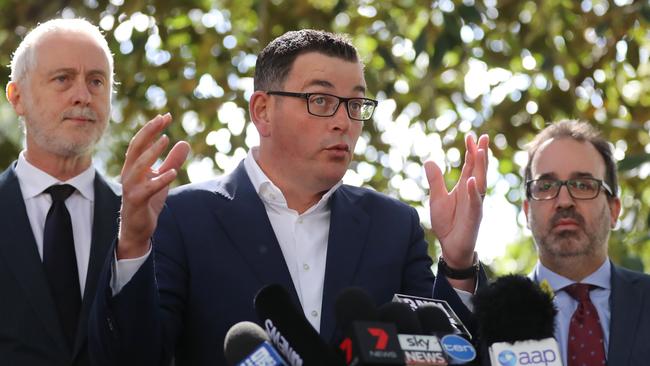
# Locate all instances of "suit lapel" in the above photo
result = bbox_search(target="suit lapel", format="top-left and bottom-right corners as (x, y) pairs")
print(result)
(211, 163), (300, 303)
(608, 263), (643, 365)
(0, 164), (68, 355)
(72, 173), (121, 357)
(320, 187), (370, 342)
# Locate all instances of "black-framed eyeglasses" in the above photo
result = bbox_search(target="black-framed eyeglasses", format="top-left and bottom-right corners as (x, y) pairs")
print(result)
(266, 91), (378, 122)
(526, 178), (614, 201)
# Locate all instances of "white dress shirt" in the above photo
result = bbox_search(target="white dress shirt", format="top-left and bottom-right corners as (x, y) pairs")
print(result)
(14, 151), (96, 297)
(244, 148), (341, 332)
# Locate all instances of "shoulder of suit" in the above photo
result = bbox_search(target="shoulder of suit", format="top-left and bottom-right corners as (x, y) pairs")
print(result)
(0, 162), (17, 184)
(97, 174), (122, 196)
(613, 263), (650, 285)
(168, 175), (230, 200)
(338, 184), (415, 211)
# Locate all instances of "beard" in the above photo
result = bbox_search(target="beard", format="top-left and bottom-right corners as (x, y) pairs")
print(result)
(24, 103), (108, 158)
(532, 205), (611, 259)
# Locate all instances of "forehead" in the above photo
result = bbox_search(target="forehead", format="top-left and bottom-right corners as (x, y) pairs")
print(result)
(32, 31), (110, 75)
(530, 137), (606, 179)
(283, 52), (366, 93)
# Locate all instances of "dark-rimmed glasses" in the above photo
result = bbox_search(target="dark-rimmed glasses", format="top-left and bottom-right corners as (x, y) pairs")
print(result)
(526, 178), (613, 201)
(266, 91), (378, 122)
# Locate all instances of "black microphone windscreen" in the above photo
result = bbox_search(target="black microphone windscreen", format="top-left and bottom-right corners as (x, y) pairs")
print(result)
(223, 321), (270, 366)
(377, 302), (422, 334)
(416, 305), (454, 334)
(255, 284), (343, 366)
(334, 287), (378, 330)
(472, 274), (556, 344)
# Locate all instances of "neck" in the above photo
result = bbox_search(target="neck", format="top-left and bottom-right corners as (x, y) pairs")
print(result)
(24, 148), (92, 181)
(253, 149), (327, 214)
(540, 254), (607, 282)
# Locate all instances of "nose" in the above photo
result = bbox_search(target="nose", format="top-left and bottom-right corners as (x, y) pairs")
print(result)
(71, 79), (92, 106)
(329, 101), (352, 132)
(554, 184), (575, 209)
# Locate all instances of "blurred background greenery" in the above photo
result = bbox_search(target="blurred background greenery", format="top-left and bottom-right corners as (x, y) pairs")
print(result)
(1, 0), (648, 275)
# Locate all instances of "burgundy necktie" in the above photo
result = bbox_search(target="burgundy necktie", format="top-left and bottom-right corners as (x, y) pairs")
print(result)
(564, 283), (607, 366)
(43, 184), (81, 349)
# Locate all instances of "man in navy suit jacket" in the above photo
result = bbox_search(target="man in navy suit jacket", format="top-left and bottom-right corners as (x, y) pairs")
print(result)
(0, 19), (121, 365)
(89, 30), (488, 365)
(521, 120), (650, 365)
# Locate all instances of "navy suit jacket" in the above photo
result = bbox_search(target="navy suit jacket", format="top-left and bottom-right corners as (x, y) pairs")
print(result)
(89, 161), (464, 366)
(0, 163), (121, 366)
(606, 263), (650, 365)
(471, 262), (650, 366)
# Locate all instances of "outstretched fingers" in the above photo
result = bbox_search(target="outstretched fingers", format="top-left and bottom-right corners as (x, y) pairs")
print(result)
(158, 141), (191, 174)
(473, 134), (489, 195)
(122, 114), (172, 175)
(425, 160), (449, 202)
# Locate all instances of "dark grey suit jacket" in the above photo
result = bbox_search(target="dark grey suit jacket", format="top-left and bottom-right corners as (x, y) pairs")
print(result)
(0, 163), (120, 366)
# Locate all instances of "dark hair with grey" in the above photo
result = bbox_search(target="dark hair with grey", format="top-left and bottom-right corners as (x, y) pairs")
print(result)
(253, 29), (359, 91)
(524, 119), (618, 198)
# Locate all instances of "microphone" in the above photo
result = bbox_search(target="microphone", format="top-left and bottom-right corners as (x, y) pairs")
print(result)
(335, 288), (405, 365)
(378, 302), (447, 366)
(254, 284), (344, 366)
(223, 321), (288, 366)
(392, 294), (476, 365)
(392, 294), (472, 339)
(472, 274), (562, 366)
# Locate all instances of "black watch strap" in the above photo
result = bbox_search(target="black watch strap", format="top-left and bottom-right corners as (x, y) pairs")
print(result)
(438, 253), (479, 280)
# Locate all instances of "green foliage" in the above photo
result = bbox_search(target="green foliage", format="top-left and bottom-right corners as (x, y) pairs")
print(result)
(1, 0), (649, 274)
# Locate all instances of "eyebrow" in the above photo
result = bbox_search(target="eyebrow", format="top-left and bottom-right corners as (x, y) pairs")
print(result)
(47, 68), (108, 78)
(303, 79), (366, 94)
(535, 172), (598, 180)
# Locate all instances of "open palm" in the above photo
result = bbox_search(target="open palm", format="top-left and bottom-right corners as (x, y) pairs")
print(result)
(426, 134), (489, 268)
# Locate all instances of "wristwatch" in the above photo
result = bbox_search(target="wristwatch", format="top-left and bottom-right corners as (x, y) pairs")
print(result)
(438, 252), (479, 280)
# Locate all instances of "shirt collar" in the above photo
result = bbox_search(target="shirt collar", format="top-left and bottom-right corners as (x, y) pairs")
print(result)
(243, 147), (341, 213)
(533, 258), (611, 292)
(15, 151), (96, 201)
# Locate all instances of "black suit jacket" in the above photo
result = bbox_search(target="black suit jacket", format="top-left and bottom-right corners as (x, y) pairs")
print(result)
(0, 163), (120, 366)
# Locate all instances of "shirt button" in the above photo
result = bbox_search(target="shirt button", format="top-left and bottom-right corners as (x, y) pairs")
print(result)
(303, 263), (310, 271)
(297, 218), (303, 224)
(311, 310), (318, 317)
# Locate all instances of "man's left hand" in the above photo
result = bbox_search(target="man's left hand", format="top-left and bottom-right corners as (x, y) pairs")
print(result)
(425, 134), (489, 275)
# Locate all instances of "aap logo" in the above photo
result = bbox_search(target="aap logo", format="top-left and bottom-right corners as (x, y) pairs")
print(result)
(498, 350), (517, 366)
(440, 335), (476, 363)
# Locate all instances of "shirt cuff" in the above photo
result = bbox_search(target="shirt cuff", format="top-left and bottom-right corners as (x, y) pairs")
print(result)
(110, 245), (151, 296)
(453, 287), (474, 312)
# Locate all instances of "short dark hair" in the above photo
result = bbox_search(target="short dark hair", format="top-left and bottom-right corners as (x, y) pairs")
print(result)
(524, 119), (618, 198)
(254, 29), (359, 91)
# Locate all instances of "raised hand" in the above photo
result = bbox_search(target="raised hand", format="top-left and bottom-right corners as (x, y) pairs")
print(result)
(425, 134), (489, 271)
(117, 113), (190, 259)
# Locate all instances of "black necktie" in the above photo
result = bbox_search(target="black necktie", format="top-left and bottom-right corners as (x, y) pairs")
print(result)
(42, 184), (81, 349)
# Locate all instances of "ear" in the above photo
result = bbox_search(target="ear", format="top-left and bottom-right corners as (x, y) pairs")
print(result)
(6, 81), (26, 116)
(608, 196), (621, 229)
(523, 199), (531, 229)
(249, 91), (272, 138)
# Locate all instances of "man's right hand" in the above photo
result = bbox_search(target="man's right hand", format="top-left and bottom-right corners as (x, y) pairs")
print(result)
(117, 113), (190, 259)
